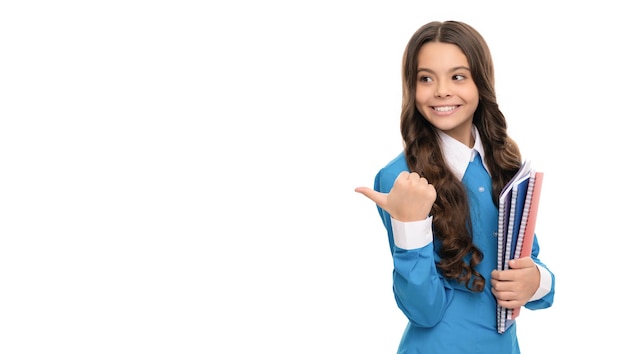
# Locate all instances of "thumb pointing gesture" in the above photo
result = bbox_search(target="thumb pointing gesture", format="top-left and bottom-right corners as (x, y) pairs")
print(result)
(355, 171), (436, 222)
(354, 186), (388, 208)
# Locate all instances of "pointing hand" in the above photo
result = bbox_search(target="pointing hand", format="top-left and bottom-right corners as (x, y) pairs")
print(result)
(355, 171), (437, 222)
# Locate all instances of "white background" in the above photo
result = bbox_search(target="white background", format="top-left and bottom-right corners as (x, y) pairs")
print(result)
(1, 1), (623, 353)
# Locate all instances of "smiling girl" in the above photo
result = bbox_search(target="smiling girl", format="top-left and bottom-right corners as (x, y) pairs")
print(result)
(355, 21), (555, 353)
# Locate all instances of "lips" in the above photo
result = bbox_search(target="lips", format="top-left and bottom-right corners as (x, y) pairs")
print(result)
(432, 105), (459, 112)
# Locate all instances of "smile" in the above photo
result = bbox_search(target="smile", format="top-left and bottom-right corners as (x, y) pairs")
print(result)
(432, 105), (459, 112)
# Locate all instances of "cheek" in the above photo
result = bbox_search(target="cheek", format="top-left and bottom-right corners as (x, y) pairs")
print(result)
(414, 89), (430, 106)
(461, 86), (480, 105)
(466, 92), (480, 111)
(414, 94), (430, 117)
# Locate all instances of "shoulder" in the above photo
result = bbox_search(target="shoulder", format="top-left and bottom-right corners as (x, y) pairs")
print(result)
(374, 152), (409, 193)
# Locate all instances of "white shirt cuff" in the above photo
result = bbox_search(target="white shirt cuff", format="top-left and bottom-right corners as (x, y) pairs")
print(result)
(390, 216), (433, 250)
(529, 264), (552, 301)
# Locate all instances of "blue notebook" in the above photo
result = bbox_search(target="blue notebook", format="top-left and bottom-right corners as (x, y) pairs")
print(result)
(496, 160), (533, 334)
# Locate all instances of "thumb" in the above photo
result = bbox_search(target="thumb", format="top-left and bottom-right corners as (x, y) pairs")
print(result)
(354, 186), (388, 208)
(509, 257), (534, 269)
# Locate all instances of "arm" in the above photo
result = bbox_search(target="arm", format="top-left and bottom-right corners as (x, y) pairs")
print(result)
(357, 167), (454, 327)
(387, 216), (456, 327)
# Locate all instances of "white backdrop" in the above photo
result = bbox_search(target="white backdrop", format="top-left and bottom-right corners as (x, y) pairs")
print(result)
(1, 1), (623, 353)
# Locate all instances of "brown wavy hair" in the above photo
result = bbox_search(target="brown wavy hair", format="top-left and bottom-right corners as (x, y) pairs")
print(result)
(400, 21), (522, 292)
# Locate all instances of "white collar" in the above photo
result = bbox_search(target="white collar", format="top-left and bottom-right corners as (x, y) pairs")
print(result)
(436, 125), (490, 181)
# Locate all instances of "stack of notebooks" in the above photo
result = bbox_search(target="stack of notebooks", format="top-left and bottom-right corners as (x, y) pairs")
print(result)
(495, 160), (544, 334)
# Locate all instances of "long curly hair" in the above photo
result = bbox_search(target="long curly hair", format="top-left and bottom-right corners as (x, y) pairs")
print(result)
(400, 21), (522, 292)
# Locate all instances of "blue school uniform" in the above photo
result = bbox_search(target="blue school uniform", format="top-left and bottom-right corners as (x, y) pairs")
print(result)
(373, 128), (555, 354)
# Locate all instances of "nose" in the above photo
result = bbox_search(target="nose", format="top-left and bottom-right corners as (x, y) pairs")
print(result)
(435, 82), (451, 98)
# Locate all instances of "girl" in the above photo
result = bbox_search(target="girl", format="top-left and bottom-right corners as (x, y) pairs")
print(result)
(355, 21), (555, 353)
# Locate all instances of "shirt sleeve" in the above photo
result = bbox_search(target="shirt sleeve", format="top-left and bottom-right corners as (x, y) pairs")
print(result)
(529, 264), (552, 301)
(386, 217), (456, 327)
(374, 163), (456, 327)
(391, 216), (433, 249)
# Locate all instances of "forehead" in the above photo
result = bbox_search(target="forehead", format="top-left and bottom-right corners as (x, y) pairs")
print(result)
(417, 42), (469, 70)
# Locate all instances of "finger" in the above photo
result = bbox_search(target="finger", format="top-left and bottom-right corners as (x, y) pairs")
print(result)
(408, 171), (424, 181)
(491, 269), (505, 281)
(508, 257), (534, 270)
(397, 171), (411, 180)
(354, 187), (388, 208)
(491, 279), (514, 293)
(493, 290), (516, 301)
(497, 298), (522, 309)
(406, 173), (437, 201)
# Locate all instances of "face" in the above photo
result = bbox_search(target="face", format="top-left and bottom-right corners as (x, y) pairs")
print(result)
(415, 42), (479, 146)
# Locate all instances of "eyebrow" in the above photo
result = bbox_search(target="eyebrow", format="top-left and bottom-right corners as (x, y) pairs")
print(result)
(417, 66), (471, 74)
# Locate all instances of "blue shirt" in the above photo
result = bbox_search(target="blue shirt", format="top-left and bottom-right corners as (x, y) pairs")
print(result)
(373, 127), (555, 353)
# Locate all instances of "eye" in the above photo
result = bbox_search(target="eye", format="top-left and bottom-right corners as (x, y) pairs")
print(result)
(418, 76), (433, 83)
(452, 74), (466, 81)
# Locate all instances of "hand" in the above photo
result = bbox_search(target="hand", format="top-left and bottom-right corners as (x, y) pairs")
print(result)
(355, 171), (436, 222)
(490, 257), (540, 309)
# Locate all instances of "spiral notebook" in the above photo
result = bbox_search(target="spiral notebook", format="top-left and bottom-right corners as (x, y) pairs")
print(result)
(509, 171), (544, 320)
(495, 161), (543, 334)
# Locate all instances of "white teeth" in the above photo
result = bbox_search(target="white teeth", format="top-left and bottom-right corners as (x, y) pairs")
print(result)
(433, 106), (456, 112)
